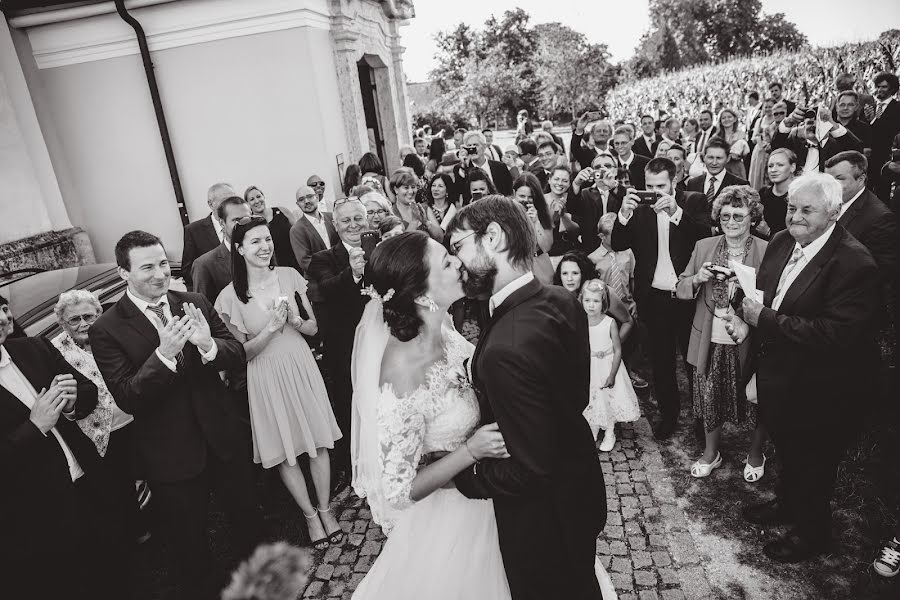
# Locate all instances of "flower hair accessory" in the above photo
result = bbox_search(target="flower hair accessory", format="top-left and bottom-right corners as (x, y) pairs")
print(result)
(361, 284), (395, 303)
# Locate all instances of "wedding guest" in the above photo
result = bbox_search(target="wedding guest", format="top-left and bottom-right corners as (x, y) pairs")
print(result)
(570, 152), (624, 253)
(748, 98), (776, 189)
(729, 173), (879, 563)
(389, 169), (443, 240)
(90, 231), (261, 599)
(756, 148), (797, 239)
(342, 165), (361, 197)
(216, 217), (343, 550)
(580, 280), (640, 452)
(182, 182), (235, 288)
(52, 290), (147, 542)
(686, 138), (750, 211)
(245, 186), (297, 270)
(359, 152), (389, 197)
(553, 251), (633, 344)
(866, 72), (900, 199)
(307, 174), (329, 213)
(771, 105), (864, 174)
(378, 216), (405, 241)
(424, 138), (446, 177)
(589, 213), (635, 315)
(1, 295), (127, 600)
(676, 186), (768, 480)
(361, 187), (392, 230)
(546, 166), (581, 267)
(290, 185), (339, 275)
(717, 108), (750, 180)
(423, 173), (458, 232)
(306, 198), (370, 490)
(465, 169), (498, 203)
(192, 195), (252, 302)
(512, 172), (554, 284)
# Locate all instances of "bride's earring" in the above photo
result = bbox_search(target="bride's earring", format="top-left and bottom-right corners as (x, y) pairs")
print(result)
(427, 297), (439, 313)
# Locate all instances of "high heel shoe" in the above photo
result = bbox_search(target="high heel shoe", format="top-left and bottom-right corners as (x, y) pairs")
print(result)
(743, 454), (766, 483)
(319, 506), (344, 545)
(303, 511), (329, 550)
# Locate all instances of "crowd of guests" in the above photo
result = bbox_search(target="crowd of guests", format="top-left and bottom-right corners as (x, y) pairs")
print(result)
(3, 61), (900, 599)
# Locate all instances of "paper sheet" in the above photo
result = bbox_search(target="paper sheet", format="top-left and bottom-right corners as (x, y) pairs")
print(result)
(729, 260), (763, 303)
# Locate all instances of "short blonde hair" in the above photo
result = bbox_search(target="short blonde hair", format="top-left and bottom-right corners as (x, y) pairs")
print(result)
(54, 290), (102, 324)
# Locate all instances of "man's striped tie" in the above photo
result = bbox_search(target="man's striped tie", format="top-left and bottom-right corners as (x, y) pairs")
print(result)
(148, 303), (185, 370)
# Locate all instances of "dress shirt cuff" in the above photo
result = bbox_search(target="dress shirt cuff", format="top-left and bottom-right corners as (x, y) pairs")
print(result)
(199, 340), (218, 363)
(617, 210), (632, 226)
(155, 349), (177, 372)
(830, 124), (847, 138)
(778, 121), (792, 134)
(669, 206), (683, 224)
(62, 405), (77, 421)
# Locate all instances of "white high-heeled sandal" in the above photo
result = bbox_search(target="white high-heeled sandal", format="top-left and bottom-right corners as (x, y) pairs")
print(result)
(743, 455), (766, 483)
(690, 452), (722, 478)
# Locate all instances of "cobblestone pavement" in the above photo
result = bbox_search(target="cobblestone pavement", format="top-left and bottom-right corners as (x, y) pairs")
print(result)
(299, 416), (714, 600)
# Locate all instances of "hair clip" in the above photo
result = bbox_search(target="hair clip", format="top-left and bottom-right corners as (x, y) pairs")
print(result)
(361, 285), (395, 303)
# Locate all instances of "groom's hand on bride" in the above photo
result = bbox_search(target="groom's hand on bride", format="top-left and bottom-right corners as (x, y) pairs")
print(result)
(466, 423), (510, 461)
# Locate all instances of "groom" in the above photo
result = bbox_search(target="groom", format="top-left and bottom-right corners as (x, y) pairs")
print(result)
(448, 196), (607, 599)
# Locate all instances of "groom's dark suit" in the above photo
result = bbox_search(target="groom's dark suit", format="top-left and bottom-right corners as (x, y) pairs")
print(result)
(455, 278), (606, 599)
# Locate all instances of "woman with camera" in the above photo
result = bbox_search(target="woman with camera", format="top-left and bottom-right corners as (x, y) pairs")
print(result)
(545, 165), (581, 269)
(676, 185), (768, 481)
(512, 172), (554, 283)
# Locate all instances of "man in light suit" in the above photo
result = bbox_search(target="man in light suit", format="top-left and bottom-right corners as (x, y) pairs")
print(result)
(290, 184), (339, 274)
(181, 182), (236, 288)
(729, 173), (879, 563)
(191, 196), (251, 303)
(90, 231), (261, 599)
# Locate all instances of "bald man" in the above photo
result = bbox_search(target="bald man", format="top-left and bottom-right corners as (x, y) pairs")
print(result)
(290, 184), (338, 274)
(182, 182), (236, 288)
(307, 174), (330, 213)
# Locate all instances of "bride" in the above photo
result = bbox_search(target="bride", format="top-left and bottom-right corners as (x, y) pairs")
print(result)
(350, 231), (617, 599)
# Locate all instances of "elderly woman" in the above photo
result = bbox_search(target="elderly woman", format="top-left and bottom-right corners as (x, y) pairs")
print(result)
(52, 290), (147, 539)
(245, 185), (297, 270)
(389, 168), (443, 241)
(677, 186), (768, 481)
(360, 186), (392, 230)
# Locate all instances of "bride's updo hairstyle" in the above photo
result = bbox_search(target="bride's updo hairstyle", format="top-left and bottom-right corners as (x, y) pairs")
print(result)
(367, 231), (431, 342)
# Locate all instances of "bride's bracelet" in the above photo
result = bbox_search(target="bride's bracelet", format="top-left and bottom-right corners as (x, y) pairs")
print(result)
(464, 439), (479, 464)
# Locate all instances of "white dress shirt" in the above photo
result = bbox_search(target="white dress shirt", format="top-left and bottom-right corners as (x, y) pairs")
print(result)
(475, 158), (494, 183)
(838, 187), (865, 219)
(696, 127), (714, 154)
(304, 211), (330, 247)
(642, 135), (656, 152)
(489, 272), (534, 317)
(617, 206), (684, 291)
(771, 224), (835, 310)
(777, 121), (849, 174)
(0, 346), (84, 481)
(126, 289), (218, 371)
(618, 152), (634, 171)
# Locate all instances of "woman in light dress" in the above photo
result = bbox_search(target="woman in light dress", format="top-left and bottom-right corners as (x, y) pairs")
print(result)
(350, 232), (617, 599)
(717, 108), (750, 180)
(747, 98), (776, 189)
(215, 216), (343, 550)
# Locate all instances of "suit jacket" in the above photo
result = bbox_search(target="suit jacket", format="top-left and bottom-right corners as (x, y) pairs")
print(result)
(191, 243), (232, 303)
(633, 135), (659, 160)
(306, 243), (367, 375)
(771, 126), (864, 171)
(1, 338), (101, 559)
(752, 227), (879, 431)
(289, 212), (338, 275)
(869, 99), (900, 176)
(838, 189), (897, 283)
(455, 279), (605, 598)
(89, 291), (246, 482)
(841, 118), (874, 151)
(610, 191), (711, 303)
(620, 153), (651, 190)
(526, 159), (549, 190)
(455, 160), (514, 202)
(573, 186), (624, 253)
(181, 215), (220, 289)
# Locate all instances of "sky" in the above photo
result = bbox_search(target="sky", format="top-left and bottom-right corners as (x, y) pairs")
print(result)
(399, 0), (900, 82)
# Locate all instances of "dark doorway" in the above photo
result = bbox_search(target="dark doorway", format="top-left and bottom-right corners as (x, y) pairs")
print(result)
(357, 59), (385, 167)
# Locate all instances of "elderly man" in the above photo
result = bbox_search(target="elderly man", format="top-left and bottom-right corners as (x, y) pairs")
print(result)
(454, 130), (513, 202)
(290, 184), (338, 274)
(728, 172), (879, 563)
(1, 295), (127, 600)
(307, 174), (329, 213)
(182, 182), (235, 288)
(191, 195), (252, 302)
(306, 198), (369, 491)
(572, 111), (613, 169)
(772, 105), (864, 174)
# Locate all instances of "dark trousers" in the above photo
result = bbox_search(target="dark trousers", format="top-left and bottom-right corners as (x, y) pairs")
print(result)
(639, 289), (693, 423)
(150, 446), (262, 600)
(327, 355), (352, 475)
(105, 424), (146, 539)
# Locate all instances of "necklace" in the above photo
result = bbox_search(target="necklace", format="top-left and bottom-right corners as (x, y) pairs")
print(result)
(726, 246), (746, 257)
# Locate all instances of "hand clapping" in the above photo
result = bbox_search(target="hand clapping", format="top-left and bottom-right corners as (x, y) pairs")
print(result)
(29, 375), (76, 434)
(183, 303), (214, 353)
(158, 315), (194, 360)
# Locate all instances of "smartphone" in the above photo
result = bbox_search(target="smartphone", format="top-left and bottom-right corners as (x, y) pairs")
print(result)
(633, 190), (659, 204)
(471, 191), (485, 201)
(360, 231), (379, 261)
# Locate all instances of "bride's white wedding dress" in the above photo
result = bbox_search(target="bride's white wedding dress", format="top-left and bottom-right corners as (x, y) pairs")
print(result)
(350, 305), (617, 599)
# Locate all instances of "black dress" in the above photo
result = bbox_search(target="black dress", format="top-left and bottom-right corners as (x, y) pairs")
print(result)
(759, 186), (788, 238)
(269, 207), (298, 270)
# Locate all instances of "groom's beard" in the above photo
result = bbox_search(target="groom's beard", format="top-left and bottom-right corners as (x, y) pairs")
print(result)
(460, 250), (498, 299)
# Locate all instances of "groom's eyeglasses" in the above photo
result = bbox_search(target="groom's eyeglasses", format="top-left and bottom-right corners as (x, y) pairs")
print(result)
(449, 231), (478, 255)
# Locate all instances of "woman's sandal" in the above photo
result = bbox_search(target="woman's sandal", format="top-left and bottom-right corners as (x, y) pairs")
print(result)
(743, 454), (766, 483)
(319, 506), (344, 545)
(690, 452), (723, 478)
(303, 511), (329, 550)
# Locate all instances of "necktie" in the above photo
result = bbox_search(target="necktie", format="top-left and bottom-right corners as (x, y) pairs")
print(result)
(875, 102), (885, 120)
(698, 130), (707, 154)
(775, 246), (804, 299)
(148, 303), (185, 370)
(706, 177), (716, 205)
(607, 260), (629, 304)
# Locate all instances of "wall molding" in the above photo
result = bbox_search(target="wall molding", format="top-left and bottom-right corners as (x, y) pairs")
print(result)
(25, 0), (333, 69)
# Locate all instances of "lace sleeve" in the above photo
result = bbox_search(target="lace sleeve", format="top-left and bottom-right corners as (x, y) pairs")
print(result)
(377, 386), (427, 511)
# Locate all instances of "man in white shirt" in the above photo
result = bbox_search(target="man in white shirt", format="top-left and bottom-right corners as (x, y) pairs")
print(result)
(1, 295), (128, 600)
(771, 106), (864, 174)
(290, 184), (338, 274)
(694, 109), (717, 156)
(729, 173), (880, 564)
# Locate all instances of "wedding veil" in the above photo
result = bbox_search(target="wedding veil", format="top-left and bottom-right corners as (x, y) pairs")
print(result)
(350, 298), (400, 531)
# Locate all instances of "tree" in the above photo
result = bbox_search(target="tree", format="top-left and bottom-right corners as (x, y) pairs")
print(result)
(752, 12), (807, 53)
(430, 23), (479, 94)
(438, 52), (527, 128)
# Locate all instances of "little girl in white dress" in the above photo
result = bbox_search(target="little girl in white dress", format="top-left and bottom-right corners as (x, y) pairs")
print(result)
(581, 280), (641, 451)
